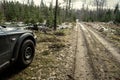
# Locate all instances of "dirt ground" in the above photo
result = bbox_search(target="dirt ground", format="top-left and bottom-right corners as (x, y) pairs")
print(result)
(74, 22), (120, 80)
(0, 22), (120, 80)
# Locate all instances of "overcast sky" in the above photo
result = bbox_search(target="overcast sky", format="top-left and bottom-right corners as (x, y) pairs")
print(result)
(8, 0), (120, 9)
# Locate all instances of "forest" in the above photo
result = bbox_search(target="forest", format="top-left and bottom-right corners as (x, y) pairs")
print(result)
(0, 0), (120, 28)
(0, 0), (76, 28)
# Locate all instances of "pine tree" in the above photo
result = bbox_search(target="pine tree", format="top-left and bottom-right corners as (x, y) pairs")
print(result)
(114, 4), (120, 23)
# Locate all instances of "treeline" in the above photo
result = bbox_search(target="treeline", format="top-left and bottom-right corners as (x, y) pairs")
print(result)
(0, 0), (119, 26)
(0, 1), (43, 23)
(76, 4), (120, 24)
(0, 0), (76, 27)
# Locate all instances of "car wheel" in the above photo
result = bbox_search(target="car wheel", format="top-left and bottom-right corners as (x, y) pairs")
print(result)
(18, 40), (35, 68)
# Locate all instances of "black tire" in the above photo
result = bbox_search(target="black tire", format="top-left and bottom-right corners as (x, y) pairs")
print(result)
(18, 40), (35, 68)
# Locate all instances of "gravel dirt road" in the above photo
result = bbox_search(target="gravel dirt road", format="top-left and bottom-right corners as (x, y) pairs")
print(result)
(74, 22), (120, 80)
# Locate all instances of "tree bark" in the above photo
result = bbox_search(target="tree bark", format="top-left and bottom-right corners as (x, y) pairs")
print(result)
(54, 0), (58, 30)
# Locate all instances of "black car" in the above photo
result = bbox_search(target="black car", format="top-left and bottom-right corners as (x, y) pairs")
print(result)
(0, 26), (36, 70)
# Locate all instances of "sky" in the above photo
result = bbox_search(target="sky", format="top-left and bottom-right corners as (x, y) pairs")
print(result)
(8, 0), (120, 9)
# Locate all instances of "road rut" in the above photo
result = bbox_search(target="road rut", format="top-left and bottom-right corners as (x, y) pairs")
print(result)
(74, 22), (120, 80)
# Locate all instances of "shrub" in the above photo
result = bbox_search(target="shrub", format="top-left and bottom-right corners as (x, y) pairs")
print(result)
(41, 50), (50, 55)
(54, 30), (65, 36)
(38, 36), (61, 43)
(48, 42), (65, 51)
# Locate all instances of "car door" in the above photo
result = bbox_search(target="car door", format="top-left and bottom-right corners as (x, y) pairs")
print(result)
(0, 28), (10, 66)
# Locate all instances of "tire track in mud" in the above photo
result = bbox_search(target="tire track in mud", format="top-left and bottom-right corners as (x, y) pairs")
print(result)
(79, 23), (100, 80)
(79, 23), (120, 80)
(74, 23), (94, 80)
(82, 27), (109, 80)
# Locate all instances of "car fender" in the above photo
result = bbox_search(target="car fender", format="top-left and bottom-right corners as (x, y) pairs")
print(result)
(12, 33), (36, 62)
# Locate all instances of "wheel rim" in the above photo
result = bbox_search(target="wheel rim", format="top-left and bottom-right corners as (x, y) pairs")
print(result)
(24, 47), (33, 60)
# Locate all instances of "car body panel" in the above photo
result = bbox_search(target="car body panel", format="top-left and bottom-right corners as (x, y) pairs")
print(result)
(0, 29), (11, 68)
(0, 26), (36, 70)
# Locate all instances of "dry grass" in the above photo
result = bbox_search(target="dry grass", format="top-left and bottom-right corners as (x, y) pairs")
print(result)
(8, 28), (73, 80)
(37, 35), (61, 43)
(54, 30), (66, 36)
(48, 42), (66, 51)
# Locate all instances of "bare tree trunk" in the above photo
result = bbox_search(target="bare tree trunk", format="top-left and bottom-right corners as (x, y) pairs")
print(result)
(54, 0), (58, 30)
(68, 0), (71, 10)
(94, 0), (106, 20)
(2, 0), (6, 19)
(65, 0), (68, 19)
